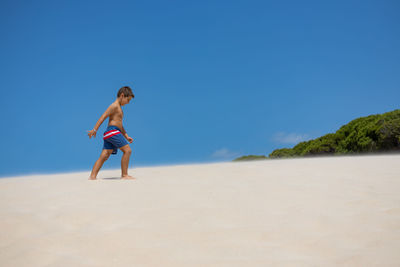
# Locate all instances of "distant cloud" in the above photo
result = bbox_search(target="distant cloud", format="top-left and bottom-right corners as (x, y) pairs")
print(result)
(211, 148), (240, 159)
(273, 132), (311, 144)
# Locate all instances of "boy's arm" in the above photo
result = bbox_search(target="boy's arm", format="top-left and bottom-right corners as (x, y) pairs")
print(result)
(121, 125), (133, 143)
(87, 105), (114, 138)
(121, 125), (128, 137)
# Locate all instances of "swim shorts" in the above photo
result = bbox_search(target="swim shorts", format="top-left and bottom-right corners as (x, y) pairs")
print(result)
(103, 125), (129, 155)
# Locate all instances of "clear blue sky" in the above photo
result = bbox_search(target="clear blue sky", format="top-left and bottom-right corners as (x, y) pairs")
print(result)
(0, 0), (399, 177)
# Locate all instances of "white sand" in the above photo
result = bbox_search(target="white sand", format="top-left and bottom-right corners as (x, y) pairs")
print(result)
(0, 155), (399, 267)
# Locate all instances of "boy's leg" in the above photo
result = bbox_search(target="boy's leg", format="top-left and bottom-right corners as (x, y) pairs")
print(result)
(89, 149), (113, 180)
(119, 144), (135, 179)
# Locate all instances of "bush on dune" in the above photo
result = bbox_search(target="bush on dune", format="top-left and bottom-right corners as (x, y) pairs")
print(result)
(234, 109), (400, 161)
(233, 155), (268, 161)
(269, 109), (400, 158)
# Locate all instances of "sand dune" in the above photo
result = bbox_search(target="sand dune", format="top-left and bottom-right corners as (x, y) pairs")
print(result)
(0, 155), (399, 266)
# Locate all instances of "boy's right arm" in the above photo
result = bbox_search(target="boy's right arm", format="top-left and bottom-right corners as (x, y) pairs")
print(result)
(87, 105), (114, 138)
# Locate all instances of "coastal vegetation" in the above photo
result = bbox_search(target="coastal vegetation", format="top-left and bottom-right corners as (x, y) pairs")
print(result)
(233, 155), (268, 161)
(234, 109), (400, 161)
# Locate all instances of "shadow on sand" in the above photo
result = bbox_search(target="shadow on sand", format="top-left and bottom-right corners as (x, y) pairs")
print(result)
(102, 177), (121, 180)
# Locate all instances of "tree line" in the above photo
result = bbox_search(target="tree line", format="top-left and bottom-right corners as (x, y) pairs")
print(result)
(234, 109), (400, 161)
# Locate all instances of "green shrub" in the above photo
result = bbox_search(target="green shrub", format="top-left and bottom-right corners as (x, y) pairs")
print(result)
(268, 109), (400, 158)
(233, 155), (268, 161)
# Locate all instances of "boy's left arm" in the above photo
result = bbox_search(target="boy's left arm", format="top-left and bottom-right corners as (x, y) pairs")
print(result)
(121, 126), (133, 143)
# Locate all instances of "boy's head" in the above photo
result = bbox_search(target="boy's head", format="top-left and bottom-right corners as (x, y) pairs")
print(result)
(117, 86), (135, 105)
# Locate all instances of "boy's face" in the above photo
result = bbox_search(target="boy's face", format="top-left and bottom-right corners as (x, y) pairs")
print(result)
(121, 96), (133, 106)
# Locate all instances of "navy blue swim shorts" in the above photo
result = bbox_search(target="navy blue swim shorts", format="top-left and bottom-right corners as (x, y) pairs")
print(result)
(103, 125), (129, 155)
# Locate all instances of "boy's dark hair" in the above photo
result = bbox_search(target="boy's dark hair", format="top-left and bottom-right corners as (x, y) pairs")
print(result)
(117, 86), (135, 98)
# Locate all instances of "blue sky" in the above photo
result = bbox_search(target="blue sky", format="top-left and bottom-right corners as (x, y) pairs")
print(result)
(0, 0), (399, 177)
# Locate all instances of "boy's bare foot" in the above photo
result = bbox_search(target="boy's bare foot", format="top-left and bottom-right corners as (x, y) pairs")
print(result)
(88, 177), (97, 180)
(121, 175), (136, 180)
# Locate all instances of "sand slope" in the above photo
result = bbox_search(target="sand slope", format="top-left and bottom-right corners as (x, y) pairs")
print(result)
(0, 155), (399, 266)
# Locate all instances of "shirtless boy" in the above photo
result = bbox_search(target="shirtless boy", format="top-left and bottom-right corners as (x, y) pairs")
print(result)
(87, 86), (135, 180)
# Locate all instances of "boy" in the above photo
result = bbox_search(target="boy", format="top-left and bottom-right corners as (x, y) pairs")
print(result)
(87, 86), (135, 180)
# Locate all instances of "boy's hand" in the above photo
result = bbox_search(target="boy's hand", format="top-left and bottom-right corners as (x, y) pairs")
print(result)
(87, 129), (97, 138)
(126, 136), (134, 143)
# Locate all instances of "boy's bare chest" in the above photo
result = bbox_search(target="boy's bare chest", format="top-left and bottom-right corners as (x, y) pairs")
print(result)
(110, 106), (123, 120)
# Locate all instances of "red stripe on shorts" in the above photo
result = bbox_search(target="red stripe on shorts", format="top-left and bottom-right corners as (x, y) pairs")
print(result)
(103, 130), (121, 140)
